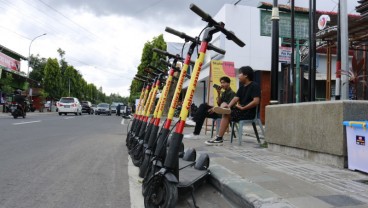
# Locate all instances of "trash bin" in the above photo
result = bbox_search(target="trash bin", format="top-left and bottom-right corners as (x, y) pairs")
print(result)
(343, 121), (368, 173)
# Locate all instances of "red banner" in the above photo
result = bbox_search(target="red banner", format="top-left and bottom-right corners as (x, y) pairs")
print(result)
(0, 52), (21, 71)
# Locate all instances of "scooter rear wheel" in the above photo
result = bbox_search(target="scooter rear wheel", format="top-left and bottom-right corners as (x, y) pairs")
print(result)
(144, 176), (177, 208)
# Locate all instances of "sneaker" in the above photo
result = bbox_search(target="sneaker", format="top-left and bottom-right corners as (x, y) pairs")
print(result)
(185, 119), (196, 126)
(205, 137), (223, 146)
(213, 107), (231, 115)
(184, 133), (200, 139)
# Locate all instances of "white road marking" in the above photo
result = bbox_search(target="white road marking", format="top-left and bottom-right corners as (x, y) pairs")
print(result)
(13, 120), (41, 125)
(121, 118), (125, 125)
(64, 117), (75, 119)
(128, 156), (144, 208)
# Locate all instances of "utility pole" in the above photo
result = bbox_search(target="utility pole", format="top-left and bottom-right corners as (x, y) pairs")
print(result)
(340, 0), (349, 99)
(270, 0), (279, 104)
(335, 2), (341, 100)
(290, 0), (295, 103)
(308, 0), (316, 101)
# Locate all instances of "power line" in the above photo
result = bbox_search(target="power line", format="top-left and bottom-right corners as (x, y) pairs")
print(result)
(36, 0), (100, 39)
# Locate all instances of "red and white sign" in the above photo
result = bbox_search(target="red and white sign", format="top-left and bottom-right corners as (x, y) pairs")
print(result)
(318, 15), (331, 30)
(0, 52), (21, 71)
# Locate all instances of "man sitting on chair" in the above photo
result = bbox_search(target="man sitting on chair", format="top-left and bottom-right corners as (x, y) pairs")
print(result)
(184, 76), (236, 139)
(205, 66), (261, 145)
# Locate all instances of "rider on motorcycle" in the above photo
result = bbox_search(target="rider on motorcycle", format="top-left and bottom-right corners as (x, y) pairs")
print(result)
(14, 90), (26, 115)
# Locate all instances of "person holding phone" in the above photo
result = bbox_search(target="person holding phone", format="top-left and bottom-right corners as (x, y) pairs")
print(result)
(184, 76), (236, 139)
(205, 66), (261, 145)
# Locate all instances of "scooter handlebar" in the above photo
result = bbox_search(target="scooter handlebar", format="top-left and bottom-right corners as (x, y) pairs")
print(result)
(144, 68), (159, 76)
(189, 3), (245, 47)
(148, 65), (166, 74)
(208, 43), (226, 55)
(165, 26), (225, 55)
(189, 3), (213, 24)
(223, 30), (245, 47)
(153, 48), (181, 60)
(134, 77), (145, 82)
(165, 27), (187, 40)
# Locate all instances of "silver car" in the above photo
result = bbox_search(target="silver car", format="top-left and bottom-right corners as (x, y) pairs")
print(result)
(95, 103), (111, 116)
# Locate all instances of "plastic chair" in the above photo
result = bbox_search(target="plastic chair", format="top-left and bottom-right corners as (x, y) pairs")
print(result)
(230, 106), (265, 145)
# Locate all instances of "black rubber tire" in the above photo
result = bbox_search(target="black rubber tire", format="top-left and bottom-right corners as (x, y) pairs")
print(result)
(59, 113), (62, 116)
(139, 153), (150, 178)
(144, 176), (177, 208)
(131, 144), (143, 167)
(142, 164), (160, 196)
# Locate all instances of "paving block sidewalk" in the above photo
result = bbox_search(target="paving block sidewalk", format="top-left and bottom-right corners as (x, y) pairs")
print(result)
(182, 126), (368, 208)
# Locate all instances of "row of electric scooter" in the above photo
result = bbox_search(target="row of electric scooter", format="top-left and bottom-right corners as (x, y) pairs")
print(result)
(126, 3), (245, 207)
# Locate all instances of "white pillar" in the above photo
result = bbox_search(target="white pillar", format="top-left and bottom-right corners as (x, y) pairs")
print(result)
(340, 0), (349, 99)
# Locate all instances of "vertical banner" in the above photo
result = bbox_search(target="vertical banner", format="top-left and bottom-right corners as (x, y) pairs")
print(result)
(209, 60), (237, 106)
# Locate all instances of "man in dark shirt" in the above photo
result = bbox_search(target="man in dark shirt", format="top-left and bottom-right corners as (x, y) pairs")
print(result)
(206, 66), (261, 145)
(184, 76), (236, 139)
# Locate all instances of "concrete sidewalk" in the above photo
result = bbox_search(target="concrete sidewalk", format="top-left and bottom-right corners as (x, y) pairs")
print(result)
(181, 126), (368, 208)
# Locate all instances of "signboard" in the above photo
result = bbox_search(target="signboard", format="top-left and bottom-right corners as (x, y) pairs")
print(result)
(0, 52), (21, 71)
(210, 60), (237, 106)
(279, 46), (292, 63)
(260, 10), (309, 40)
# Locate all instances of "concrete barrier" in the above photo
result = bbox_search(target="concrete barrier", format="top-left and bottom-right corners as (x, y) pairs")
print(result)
(265, 100), (368, 168)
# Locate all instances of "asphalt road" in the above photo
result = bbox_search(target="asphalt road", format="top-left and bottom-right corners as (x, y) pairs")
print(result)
(0, 113), (233, 208)
(0, 113), (130, 208)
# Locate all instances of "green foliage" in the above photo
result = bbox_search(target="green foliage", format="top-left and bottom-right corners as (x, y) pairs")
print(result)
(43, 58), (62, 99)
(29, 54), (47, 85)
(5, 48), (129, 105)
(129, 34), (167, 102)
(0, 72), (14, 94)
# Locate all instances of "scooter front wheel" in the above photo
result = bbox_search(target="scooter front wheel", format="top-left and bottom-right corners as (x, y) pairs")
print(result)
(144, 175), (177, 208)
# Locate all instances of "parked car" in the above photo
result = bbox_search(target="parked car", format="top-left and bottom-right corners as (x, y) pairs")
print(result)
(110, 102), (125, 114)
(58, 97), (82, 116)
(95, 103), (111, 115)
(81, 101), (93, 114)
(91, 104), (97, 114)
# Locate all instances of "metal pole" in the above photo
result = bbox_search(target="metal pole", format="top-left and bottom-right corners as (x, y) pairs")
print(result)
(290, 0), (295, 103)
(311, 0), (316, 101)
(270, 0), (279, 104)
(296, 40), (301, 102)
(340, 0), (349, 99)
(335, 2), (341, 100)
(28, 33), (47, 77)
(308, 0), (313, 101)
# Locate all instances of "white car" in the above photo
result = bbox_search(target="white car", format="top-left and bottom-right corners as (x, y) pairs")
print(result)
(58, 97), (82, 116)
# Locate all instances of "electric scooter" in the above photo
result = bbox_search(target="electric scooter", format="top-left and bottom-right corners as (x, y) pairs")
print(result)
(129, 74), (163, 164)
(143, 4), (245, 207)
(130, 65), (178, 166)
(138, 48), (197, 178)
(140, 26), (226, 182)
(126, 79), (149, 148)
(127, 75), (160, 151)
(141, 25), (227, 201)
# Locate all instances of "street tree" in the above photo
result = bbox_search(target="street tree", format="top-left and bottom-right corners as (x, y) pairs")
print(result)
(43, 58), (62, 100)
(129, 34), (167, 103)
